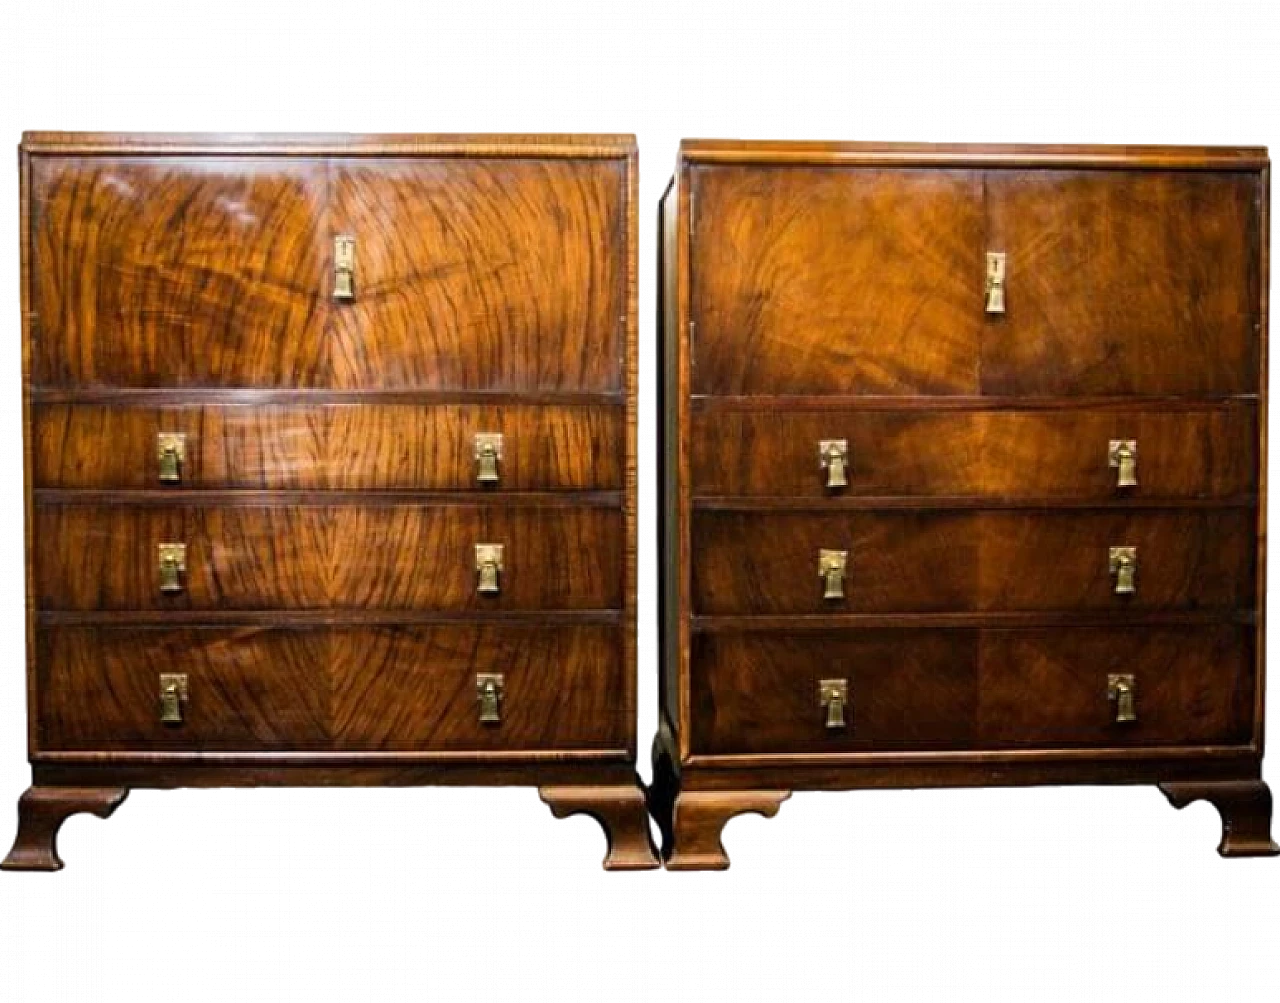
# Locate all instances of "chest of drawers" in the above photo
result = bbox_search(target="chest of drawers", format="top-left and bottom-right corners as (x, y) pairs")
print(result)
(4, 132), (655, 871)
(653, 140), (1276, 868)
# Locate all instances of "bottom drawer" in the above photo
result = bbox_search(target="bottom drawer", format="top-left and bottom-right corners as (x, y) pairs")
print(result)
(39, 624), (625, 753)
(690, 626), (1255, 755)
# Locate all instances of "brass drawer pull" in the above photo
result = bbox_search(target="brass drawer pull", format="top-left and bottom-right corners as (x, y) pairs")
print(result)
(819, 678), (849, 730)
(477, 673), (504, 724)
(159, 673), (188, 725)
(475, 544), (504, 595)
(333, 234), (355, 301)
(474, 433), (503, 485)
(1109, 546), (1137, 595)
(1108, 673), (1137, 723)
(819, 549), (847, 600)
(819, 439), (848, 489)
(985, 251), (1006, 314)
(158, 543), (187, 593)
(157, 433), (186, 484)
(1109, 439), (1138, 488)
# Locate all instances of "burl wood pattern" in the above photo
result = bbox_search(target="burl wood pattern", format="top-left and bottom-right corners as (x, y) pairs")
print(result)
(40, 625), (625, 751)
(0, 787), (129, 871)
(32, 155), (625, 391)
(34, 403), (623, 490)
(692, 510), (1253, 613)
(691, 167), (985, 395)
(692, 406), (1258, 499)
(539, 786), (660, 870)
(36, 504), (621, 610)
(328, 159), (625, 391)
(691, 626), (1254, 754)
(983, 171), (1259, 396)
(32, 158), (329, 387)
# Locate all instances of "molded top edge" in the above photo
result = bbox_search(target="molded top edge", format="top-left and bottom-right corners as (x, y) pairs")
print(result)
(20, 132), (638, 158)
(678, 139), (1268, 170)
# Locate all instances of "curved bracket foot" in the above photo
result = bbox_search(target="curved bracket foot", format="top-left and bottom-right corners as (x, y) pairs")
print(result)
(2, 786), (130, 872)
(540, 783), (660, 871)
(1160, 780), (1279, 858)
(664, 790), (791, 871)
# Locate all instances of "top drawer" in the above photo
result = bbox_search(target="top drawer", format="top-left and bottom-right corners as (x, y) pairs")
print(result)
(30, 155), (626, 390)
(689, 166), (1260, 396)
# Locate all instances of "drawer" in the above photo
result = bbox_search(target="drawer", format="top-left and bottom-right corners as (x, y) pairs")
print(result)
(691, 630), (979, 753)
(690, 625), (1254, 755)
(33, 403), (623, 490)
(31, 156), (625, 391)
(36, 504), (622, 611)
(691, 407), (1257, 499)
(982, 171), (1259, 396)
(692, 510), (1254, 614)
(690, 166), (984, 395)
(38, 624), (625, 752)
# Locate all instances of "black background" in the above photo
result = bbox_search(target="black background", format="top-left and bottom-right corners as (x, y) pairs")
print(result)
(2, 45), (1280, 1002)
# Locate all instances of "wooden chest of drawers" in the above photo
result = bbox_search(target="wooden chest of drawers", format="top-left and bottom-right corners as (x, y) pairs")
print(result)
(4, 132), (656, 871)
(653, 140), (1276, 868)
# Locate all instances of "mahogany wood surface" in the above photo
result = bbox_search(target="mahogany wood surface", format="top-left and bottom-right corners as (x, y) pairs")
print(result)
(12, 133), (641, 871)
(691, 166), (985, 395)
(690, 626), (1254, 754)
(692, 406), (1257, 499)
(34, 403), (623, 490)
(31, 155), (624, 391)
(540, 785), (660, 870)
(39, 625), (626, 752)
(0, 787), (129, 872)
(36, 504), (622, 610)
(982, 171), (1259, 396)
(691, 510), (1254, 614)
(657, 140), (1272, 867)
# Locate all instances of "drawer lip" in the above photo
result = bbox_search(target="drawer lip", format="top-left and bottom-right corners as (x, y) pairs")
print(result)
(31, 750), (634, 766)
(39, 610), (624, 627)
(32, 387), (626, 406)
(693, 496), (1259, 511)
(34, 489), (624, 509)
(684, 745), (1261, 769)
(692, 610), (1255, 633)
(690, 393), (1260, 412)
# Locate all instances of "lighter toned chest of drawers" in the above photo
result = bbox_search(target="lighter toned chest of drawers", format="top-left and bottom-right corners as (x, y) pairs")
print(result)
(654, 140), (1276, 869)
(4, 133), (656, 872)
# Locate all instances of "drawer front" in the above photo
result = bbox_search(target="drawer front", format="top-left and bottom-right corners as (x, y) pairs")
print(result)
(691, 407), (1257, 499)
(328, 158), (625, 392)
(32, 157), (329, 388)
(977, 626), (1255, 748)
(691, 630), (979, 753)
(692, 510), (1254, 614)
(34, 403), (623, 490)
(983, 170), (1260, 395)
(691, 166), (984, 395)
(690, 625), (1254, 755)
(32, 156), (626, 392)
(37, 505), (622, 611)
(38, 624), (625, 752)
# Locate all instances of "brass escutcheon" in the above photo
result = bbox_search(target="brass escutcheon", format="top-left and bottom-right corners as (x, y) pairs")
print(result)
(157, 433), (186, 484)
(819, 440), (848, 490)
(477, 673), (505, 724)
(474, 433), (504, 485)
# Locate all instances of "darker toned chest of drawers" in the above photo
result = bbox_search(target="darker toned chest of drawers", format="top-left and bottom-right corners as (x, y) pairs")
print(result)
(4, 132), (656, 872)
(654, 140), (1276, 868)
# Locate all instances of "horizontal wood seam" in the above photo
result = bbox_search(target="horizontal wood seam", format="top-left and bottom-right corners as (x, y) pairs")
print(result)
(38, 610), (623, 627)
(692, 610), (1255, 632)
(693, 495), (1259, 511)
(34, 489), (624, 508)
